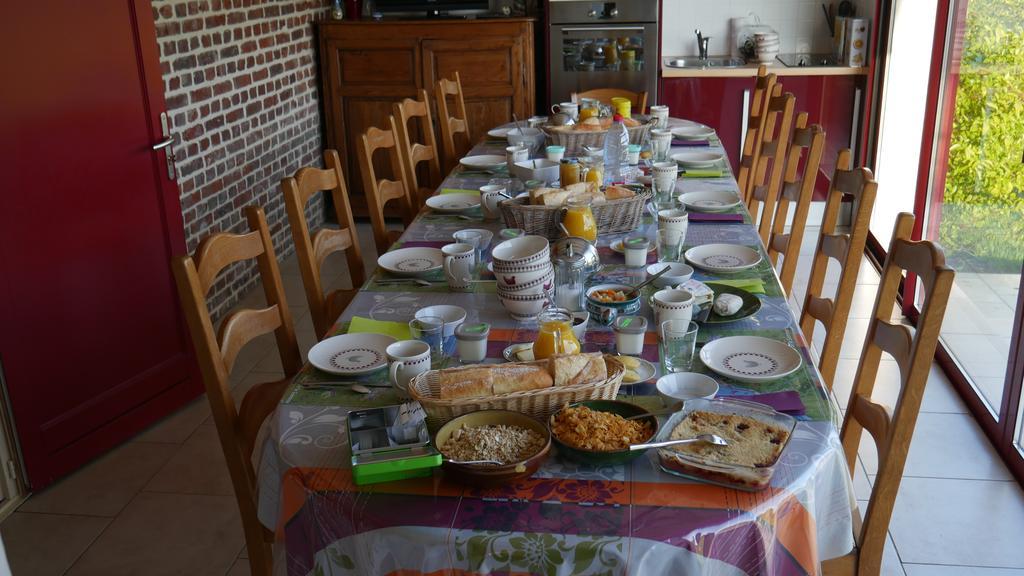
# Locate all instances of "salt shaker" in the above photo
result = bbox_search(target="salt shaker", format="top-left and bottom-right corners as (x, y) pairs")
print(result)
(623, 235), (650, 268)
(613, 315), (647, 356)
(455, 323), (490, 363)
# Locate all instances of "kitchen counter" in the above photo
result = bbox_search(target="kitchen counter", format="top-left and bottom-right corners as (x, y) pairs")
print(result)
(662, 60), (869, 78)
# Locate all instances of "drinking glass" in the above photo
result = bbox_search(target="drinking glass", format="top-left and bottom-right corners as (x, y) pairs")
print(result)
(661, 320), (699, 372)
(453, 230), (484, 264)
(409, 316), (446, 363)
(651, 129), (672, 162)
(657, 228), (683, 263)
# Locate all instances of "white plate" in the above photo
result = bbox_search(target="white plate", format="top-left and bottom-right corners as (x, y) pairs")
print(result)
(671, 125), (715, 140)
(699, 336), (802, 384)
(487, 127), (511, 139)
(377, 247), (444, 277)
(685, 244), (762, 273)
(679, 190), (742, 212)
(503, 342), (534, 362)
(610, 239), (657, 254)
(459, 154), (506, 170)
(619, 357), (657, 384)
(672, 151), (725, 168)
(308, 333), (397, 376)
(425, 193), (480, 213)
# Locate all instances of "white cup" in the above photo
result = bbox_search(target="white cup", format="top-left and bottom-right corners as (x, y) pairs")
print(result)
(649, 105), (670, 129)
(551, 102), (579, 121)
(658, 208), (690, 236)
(386, 340), (431, 397)
(480, 184), (506, 220)
(443, 242), (475, 291)
(650, 288), (694, 326)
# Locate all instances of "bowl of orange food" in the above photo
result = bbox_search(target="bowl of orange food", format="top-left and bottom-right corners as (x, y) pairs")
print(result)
(549, 400), (658, 465)
(586, 283), (641, 325)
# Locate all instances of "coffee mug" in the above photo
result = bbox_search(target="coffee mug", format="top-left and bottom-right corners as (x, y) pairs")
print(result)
(506, 145), (528, 173)
(386, 340), (431, 396)
(551, 102), (579, 121)
(443, 242), (475, 291)
(658, 208), (690, 234)
(480, 184), (506, 220)
(527, 115), (548, 128)
(649, 105), (670, 129)
(650, 288), (694, 326)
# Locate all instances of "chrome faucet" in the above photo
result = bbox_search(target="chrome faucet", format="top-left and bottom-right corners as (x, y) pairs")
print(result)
(695, 29), (710, 60)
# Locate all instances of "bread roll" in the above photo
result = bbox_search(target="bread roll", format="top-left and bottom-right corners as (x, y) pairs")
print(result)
(541, 189), (574, 207)
(491, 364), (553, 394)
(549, 353), (608, 387)
(604, 186), (635, 201)
(531, 186), (559, 206)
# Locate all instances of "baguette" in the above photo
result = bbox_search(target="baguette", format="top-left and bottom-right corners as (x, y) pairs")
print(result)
(491, 364), (553, 395)
(549, 352), (608, 387)
(437, 363), (553, 400)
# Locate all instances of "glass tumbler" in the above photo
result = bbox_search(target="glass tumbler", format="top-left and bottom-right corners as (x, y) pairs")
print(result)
(657, 228), (683, 263)
(661, 320), (699, 372)
(409, 316), (446, 364)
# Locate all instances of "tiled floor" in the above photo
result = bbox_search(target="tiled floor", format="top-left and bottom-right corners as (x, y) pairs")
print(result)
(2, 221), (1022, 575)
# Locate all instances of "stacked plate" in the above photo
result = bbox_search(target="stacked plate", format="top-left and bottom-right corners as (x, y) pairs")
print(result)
(491, 235), (553, 320)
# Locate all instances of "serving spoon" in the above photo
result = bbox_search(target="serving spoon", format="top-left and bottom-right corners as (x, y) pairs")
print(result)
(630, 434), (729, 451)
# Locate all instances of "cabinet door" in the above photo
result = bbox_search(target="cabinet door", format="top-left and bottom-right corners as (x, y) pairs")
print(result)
(423, 36), (528, 144)
(660, 77), (750, 174)
(321, 35), (420, 210)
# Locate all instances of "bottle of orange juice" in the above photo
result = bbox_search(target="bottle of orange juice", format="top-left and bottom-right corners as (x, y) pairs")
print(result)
(533, 309), (581, 360)
(562, 196), (597, 241)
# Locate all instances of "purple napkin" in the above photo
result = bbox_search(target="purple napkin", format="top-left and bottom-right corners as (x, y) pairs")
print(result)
(400, 241), (448, 248)
(687, 213), (744, 223)
(672, 139), (711, 147)
(727, 391), (806, 416)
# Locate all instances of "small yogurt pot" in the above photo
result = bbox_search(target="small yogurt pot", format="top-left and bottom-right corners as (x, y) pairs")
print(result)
(546, 145), (566, 163)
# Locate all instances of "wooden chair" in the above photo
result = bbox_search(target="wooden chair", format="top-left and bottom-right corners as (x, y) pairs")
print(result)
(281, 149), (365, 340)
(571, 88), (649, 114)
(435, 72), (470, 173)
(737, 65), (777, 202)
(745, 84), (796, 246)
(171, 206), (302, 576)
(798, 149), (878, 390)
(358, 116), (415, 256)
(822, 212), (955, 575)
(393, 90), (443, 210)
(766, 113), (826, 296)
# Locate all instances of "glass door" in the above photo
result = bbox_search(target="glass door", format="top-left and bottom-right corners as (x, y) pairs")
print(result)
(915, 0), (1024, 479)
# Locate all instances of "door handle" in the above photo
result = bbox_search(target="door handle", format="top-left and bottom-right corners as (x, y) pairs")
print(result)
(562, 26), (646, 33)
(151, 138), (174, 151)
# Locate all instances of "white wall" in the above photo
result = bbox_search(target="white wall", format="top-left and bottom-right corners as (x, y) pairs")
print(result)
(661, 0), (873, 57)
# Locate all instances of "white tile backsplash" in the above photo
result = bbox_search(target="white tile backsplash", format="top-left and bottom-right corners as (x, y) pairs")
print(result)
(661, 0), (872, 57)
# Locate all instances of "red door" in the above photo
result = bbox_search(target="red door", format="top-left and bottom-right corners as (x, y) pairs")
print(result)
(0, 1), (200, 487)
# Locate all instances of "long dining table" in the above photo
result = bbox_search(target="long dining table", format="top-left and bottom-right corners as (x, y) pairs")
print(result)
(256, 119), (857, 576)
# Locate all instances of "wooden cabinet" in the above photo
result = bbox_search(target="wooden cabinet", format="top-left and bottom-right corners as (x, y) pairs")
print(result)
(319, 19), (536, 214)
(661, 73), (864, 200)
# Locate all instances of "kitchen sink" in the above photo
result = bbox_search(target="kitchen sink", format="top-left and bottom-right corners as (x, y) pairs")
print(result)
(664, 57), (747, 69)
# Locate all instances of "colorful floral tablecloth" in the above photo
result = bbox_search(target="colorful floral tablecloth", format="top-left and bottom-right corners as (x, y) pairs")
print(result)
(257, 121), (856, 576)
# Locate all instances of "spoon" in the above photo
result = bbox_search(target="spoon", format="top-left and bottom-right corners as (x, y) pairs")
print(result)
(626, 264), (671, 298)
(630, 434), (729, 451)
(512, 113), (526, 136)
(444, 458), (503, 465)
(461, 277), (496, 284)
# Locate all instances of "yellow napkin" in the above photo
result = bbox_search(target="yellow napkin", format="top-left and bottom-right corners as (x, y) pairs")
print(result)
(709, 278), (766, 294)
(347, 316), (412, 341)
(440, 188), (480, 195)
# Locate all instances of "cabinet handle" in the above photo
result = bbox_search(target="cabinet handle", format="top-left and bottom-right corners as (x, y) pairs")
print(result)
(740, 89), (751, 161)
(851, 87), (862, 155)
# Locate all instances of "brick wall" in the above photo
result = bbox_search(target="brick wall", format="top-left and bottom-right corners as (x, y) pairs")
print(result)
(152, 0), (329, 318)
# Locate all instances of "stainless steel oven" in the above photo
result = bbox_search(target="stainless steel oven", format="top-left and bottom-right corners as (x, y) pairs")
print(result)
(548, 0), (659, 107)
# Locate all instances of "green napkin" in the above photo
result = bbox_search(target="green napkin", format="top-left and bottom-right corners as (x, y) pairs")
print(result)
(708, 278), (766, 294)
(440, 188), (480, 195)
(348, 316), (412, 340)
(681, 170), (726, 178)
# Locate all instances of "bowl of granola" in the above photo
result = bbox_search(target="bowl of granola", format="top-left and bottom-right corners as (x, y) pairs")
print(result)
(548, 400), (658, 465)
(435, 410), (551, 486)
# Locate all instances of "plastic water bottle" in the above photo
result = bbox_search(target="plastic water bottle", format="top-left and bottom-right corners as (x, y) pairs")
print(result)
(603, 114), (629, 185)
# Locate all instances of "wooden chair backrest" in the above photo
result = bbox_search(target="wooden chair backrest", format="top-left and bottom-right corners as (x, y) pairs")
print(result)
(393, 89), (442, 210)
(571, 88), (649, 113)
(767, 113), (826, 295)
(281, 149), (365, 340)
(170, 205), (301, 576)
(798, 149), (877, 389)
(745, 84), (796, 245)
(737, 66), (777, 202)
(358, 115), (414, 255)
(836, 212), (955, 575)
(435, 72), (470, 173)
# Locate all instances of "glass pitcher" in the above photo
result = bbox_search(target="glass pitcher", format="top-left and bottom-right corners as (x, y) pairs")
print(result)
(533, 308), (581, 360)
(562, 196), (597, 242)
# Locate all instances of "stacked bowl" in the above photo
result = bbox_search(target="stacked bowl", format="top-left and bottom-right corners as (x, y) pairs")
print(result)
(753, 31), (780, 64)
(491, 235), (554, 320)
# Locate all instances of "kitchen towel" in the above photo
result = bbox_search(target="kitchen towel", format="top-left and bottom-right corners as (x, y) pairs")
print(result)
(687, 213), (744, 223)
(725, 390), (806, 415)
(348, 316), (412, 341)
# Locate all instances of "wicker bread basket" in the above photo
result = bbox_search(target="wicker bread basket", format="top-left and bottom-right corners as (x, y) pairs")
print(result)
(499, 189), (652, 240)
(543, 119), (654, 155)
(409, 355), (624, 431)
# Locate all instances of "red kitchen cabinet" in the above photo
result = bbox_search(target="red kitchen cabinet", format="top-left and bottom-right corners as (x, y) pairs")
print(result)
(661, 74), (864, 200)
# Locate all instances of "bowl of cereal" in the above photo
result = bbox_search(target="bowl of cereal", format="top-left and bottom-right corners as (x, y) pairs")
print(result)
(435, 410), (551, 487)
(549, 400), (658, 465)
